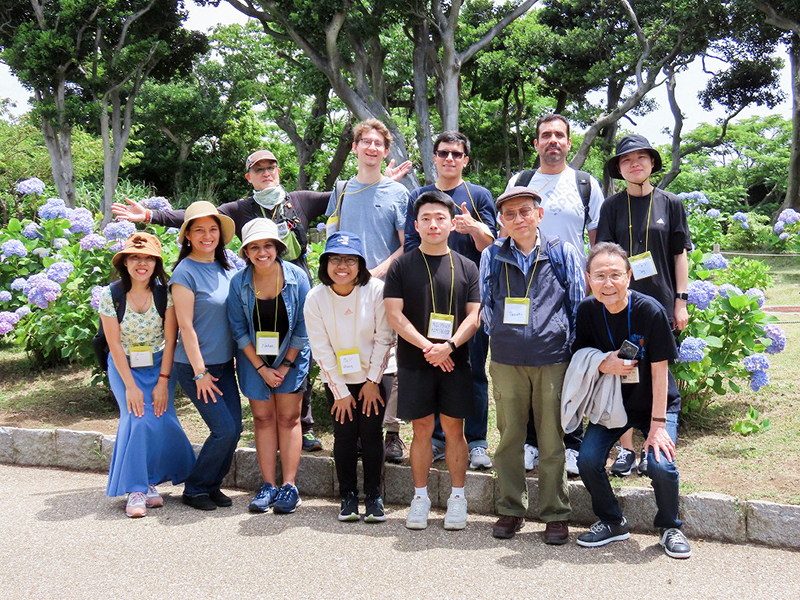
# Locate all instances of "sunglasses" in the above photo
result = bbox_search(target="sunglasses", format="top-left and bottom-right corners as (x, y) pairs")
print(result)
(435, 150), (465, 160)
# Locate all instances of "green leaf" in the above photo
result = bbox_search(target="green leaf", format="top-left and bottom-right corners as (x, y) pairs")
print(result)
(729, 295), (751, 310)
(7, 218), (22, 233)
(704, 335), (724, 348)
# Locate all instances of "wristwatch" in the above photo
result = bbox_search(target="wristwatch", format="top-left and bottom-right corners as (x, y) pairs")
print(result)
(675, 292), (688, 301)
(446, 339), (457, 353)
(281, 358), (297, 369)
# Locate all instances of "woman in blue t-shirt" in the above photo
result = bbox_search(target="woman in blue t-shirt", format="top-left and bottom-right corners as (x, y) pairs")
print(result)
(171, 201), (240, 511)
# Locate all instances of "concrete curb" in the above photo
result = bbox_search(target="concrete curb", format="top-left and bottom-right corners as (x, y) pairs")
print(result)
(2, 425), (798, 549)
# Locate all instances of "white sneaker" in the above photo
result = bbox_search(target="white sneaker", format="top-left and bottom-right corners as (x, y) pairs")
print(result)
(444, 495), (468, 530)
(469, 447), (493, 470)
(524, 444), (539, 471)
(145, 484), (164, 508)
(565, 448), (580, 477)
(406, 496), (431, 530)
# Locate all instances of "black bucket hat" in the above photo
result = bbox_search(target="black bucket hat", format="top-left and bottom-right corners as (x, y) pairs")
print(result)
(606, 134), (663, 180)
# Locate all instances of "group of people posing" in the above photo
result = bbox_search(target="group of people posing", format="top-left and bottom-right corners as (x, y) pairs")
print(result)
(100, 114), (693, 560)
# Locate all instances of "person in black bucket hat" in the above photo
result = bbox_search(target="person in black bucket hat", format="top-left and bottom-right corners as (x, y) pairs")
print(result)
(595, 134), (693, 480)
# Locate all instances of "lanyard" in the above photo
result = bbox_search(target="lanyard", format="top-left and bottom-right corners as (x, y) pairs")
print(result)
(533, 171), (561, 195)
(420, 249), (454, 315)
(463, 182), (485, 225)
(602, 294), (631, 349)
(505, 246), (540, 298)
(627, 190), (653, 254)
(332, 178), (382, 219)
(330, 286), (359, 350)
(253, 268), (281, 332)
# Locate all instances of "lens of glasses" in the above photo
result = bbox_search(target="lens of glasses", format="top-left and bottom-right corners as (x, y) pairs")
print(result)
(435, 150), (464, 159)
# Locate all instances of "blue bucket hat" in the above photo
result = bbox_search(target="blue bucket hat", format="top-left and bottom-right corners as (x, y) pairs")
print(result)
(322, 231), (366, 260)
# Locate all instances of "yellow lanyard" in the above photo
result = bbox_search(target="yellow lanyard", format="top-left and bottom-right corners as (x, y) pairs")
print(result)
(330, 286), (359, 350)
(420, 249), (454, 315)
(533, 172), (561, 195)
(462, 182), (486, 225)
(253, 268), (281, 332)
(627, 190), (653, 254)
(505, 246), (540, 298)
(332, 178), (382, 218)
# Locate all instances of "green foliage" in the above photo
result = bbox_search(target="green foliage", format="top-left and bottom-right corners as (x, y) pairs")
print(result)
(714, 257), (773, 291)
(731, 405), (771, 436)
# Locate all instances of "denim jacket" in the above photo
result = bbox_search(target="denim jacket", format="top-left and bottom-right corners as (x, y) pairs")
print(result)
(227, 261), (310, 399)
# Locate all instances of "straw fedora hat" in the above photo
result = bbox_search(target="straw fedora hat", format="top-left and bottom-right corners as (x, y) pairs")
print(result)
(177, 201), (236, 245)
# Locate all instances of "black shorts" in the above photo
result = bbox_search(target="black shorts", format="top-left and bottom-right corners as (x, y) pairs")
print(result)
(396, 366), (473, 421)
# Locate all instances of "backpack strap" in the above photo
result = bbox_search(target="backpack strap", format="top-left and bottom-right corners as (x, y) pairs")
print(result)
(109, 280), (127, 323)
(515, 169), (536, 188)
(573, 169), (592, 231)
(332, 179), (349, 218)
(153, 282), (168, 320)
(546, 237), (568, 290)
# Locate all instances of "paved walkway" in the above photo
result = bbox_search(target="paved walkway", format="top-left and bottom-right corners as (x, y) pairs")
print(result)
(3, 464), (799, 599)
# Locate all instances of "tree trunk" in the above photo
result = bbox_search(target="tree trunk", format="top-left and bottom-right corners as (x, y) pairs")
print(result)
(786, 33), (800, 210)
(514, 85), (525, 170)
(502, 87), (512, 180)
(38, 82), (76, 207)
(100, 90), (135, 225)
(324, 120), (353, 190)
(412, 21), (435, 184)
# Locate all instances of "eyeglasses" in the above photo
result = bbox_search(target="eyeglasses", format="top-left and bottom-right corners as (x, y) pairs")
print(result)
(501, 206), (536, 221)
(328, 256), (359, 267)
(589, 271), (627, 283)
(251, 165), (278, 174)
(435, 150), (465, 160)
(358, 138), (385, 149)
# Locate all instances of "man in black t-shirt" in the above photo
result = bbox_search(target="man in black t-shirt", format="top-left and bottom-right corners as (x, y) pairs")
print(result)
(384, 191), (480, 531)
(572, 242), (691, 559)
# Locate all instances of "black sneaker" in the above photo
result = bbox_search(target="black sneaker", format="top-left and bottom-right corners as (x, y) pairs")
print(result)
(384, 432), (405, 463)
(209, 489), (233, 507)
(182, 493), (217, 511)
(338, 491), (360, 522)
(576, 518), (631, 547)
(638, 450), (649, 476)
(302, 432), (323, 452)
(659, 528), (692, 559)
(364, 495), (387, 523)
(609, 446), (637, 477)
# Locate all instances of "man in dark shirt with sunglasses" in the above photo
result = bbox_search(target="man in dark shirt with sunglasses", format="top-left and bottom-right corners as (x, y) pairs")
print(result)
(404, 131), (497, 472)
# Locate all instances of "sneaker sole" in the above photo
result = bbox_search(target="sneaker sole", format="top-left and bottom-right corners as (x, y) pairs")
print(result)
(576, 532), (630, 547)
(610, 465), (637, 477)
(249, 503), (271, 514)
(384, 455), (404, 464)
(469, 460), (493, 470)
(273, 497), (302, 514)
(338, 513), (360, 522)
(444, 520), (467, 530)
(660, 544), (692, 559)
(145, 498), (163, 508)
(405, 519), (428, 530)
(364, 514), (387, 523)
(126, 509), (146, 518)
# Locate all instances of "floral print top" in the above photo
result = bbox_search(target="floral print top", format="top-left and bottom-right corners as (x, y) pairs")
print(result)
(98, 287), (173, 354)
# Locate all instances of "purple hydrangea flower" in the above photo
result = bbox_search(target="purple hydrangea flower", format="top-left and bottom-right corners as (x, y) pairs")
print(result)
(23, 273), (62, 309)
(778, 208), (800, 225)
(773, 221), (785, 234)
(678, 337), (707, 363)
(687, 280), (718, 310)
(16, 177), (46, 195)
(46, 261), (74, 283)
(109, 239), (126, 252)
(316, 222), (326, 232)
(15, 305), (31, 318)
(103, 220), (136, 241)
(718, 283), (743, 299)
(52, 237), (69, 250)
(91, 285), (107, 311)
(704, 253), (729, 270)
(0, 291), (11, 302)
(142, 196), (172, 212)
(732, 212), (747, 223)
(761, 324), (786, 355)
(745, 288), (766, 308)
(39, 197), (69, 220)
(166, 227), (179, 235)
(743, 353), (769, 373)
(32, 247), (50, 258)
(779, 232), (789, 240)
(750, 370), (770, 392)
(706, 208), (721, 218)
(1, 239), (27, 258)
(68, 207), (95, 235)
(79, 233), (107, 251)
(224, 249), (246, 271)
(10, 278), (26, 291)
(0, 311), (20, 335)
(22, 223), (42, 239)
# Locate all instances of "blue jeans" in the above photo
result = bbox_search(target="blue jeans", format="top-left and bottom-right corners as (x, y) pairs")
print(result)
(432, 327), (489, 451)
(175, 361), (242, 497)
(577, 412), (682, 529)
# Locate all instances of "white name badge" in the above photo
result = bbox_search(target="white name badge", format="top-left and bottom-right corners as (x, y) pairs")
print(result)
(129, 345), (153, 368)
(503, 297), (530, 325)
(428, 312), (454, 340)
(276, 221), (289, 237)
(629, 251), (658, 280)
(256, 331), (280, 356)
(621, 365), (640, 385)
(336, 349), (362, 375)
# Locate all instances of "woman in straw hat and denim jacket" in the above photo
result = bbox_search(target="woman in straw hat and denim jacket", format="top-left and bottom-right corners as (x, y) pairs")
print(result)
(171, 201), (241, 512)
(227, 218), (311, 515)
(101, 232), (195, 518)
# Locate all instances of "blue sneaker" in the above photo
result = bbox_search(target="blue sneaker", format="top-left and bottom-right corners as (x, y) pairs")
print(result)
(249, 483), (279, 513)
(272, 483), (302, 514)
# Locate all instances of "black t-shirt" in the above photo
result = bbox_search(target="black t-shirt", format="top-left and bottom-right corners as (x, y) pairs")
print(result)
(253, 294), (290, 346)
(384, 248), (480, 370)
(595, 188), (691, 324)
(573, 291), (681, 421)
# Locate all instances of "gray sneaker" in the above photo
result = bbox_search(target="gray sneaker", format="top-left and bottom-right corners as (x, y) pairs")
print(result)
(469, 447), (493, 470)
(444, 495), (468, 530)
(406, 495), (431, 530)
(659, 528), (692, 559)
(576, 518), (631, 547)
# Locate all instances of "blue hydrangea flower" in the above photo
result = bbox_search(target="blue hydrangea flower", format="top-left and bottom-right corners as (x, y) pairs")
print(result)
(750, 370), (770, 392)
(109, 239), (126, 252)
(761, 324), (786, 355)
(68, 207), (95, 235)
(141, 196), (172, 212)
(46, 261), (74, 283)
(2, 239), (27, 258)
(52, 237), (69, 250)
(678, 337), (707, 363)
(732, 212), (747, 222)
(15, 305), (31, 318)
(10, 278), (26, 291)
(678, 191), (709, 208)
(687, 280), (718, 310)
(316, 222), (326, 232)
(79, 233), (107, 251)
(745, 288), (766, 308)
(22, 223), (42, 239)
(706, 208), (721, 218)
(224, 249), (246, 270)
(779, 232), (789, 240)
(166, 227), (179, 235)
(0, 311), (20, 335)
(0, 291), (11, 302)
(32, 247), (50, 258)
(778, 208), (800, 225)
(773, 221), (785, 234)
(23, 273), (62, 309)
(103, 220), (136, 241)
(741, 222), (750, 230)
(39, 197), (69, 220)
(16, 177), (46, 195)
(704, 253), (728, 270)
(718, 283), (743, 299)
(743, 353), (769, 373)
(91, 285), (107, 311)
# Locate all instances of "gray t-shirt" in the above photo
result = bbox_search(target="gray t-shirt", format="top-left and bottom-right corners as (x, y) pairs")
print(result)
(326, 177), (409, 270)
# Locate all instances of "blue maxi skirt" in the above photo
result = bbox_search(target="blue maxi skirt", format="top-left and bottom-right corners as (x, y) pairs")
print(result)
(106, 350), (196, 497)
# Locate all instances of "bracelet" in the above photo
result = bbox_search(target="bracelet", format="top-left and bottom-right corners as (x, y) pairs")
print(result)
(675, 292), (688, 301)
(651, 417), (667, 423)
(158, 373), (170, 380)
(281, 358), (297, 369)
(256, 363), (266, 371)
(192, 369), (209, 381)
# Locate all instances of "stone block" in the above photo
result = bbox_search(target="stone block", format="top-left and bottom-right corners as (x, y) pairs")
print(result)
(234, 448), (263, 492)
(384, 463), (438, 506)
(13, 428), (56, 467)
(522, 474), (542, 520)
(681, 492), (746, 543)
(0, 427), (15, 464)
(55, 429), (105, 471)
(567, 480), (596, 526)
(295, 454), (334, 498)
(747, 500), (800, 549)
(437, 469), (495, 514)
(100, 435), (116, 470)
(332, 460), (366, 499)
(617, 486), (658, 533)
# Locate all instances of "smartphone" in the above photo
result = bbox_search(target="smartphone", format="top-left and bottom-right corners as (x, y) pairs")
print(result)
(618, 339), (639, 360)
